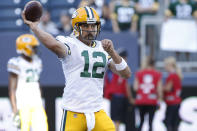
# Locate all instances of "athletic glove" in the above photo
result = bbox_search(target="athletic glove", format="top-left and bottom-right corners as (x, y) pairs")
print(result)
(13, 111), (21, 129)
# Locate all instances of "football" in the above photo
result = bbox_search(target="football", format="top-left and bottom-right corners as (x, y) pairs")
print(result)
(24, 0), (43, 22)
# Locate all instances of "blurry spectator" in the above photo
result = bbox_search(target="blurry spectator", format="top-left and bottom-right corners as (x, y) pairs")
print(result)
(57, 10), (72, 33)
(165, 0), (197, 19)
(194, 0), (197, 17)
(78, 0), (112, 31)
(134, 0), (159, 16)
(134, 0), (159, 57)
(165, 0), (197, 61)
(163, 57), (182, 131)
(165, 0), (179, 9)
(78, 0), (89, 7)
(100, 4), (113, 31)
(38, 10), (59, 35)
(104, 48), (135, 131)
(168, 0), (178, 3)
(111, 0), (138, 33)
(89, 0), (104, 17)
(78, 0), (104, 17)
(194, 0), (197, 7)
(133, 56), (162, 131)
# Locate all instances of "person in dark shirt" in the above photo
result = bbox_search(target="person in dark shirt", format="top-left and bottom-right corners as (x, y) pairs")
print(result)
(57, 10), (72, 33)
(111, 0), (138, 32)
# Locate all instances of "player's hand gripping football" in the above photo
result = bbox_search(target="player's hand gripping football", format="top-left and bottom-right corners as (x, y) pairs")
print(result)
(101, 39), (115, 55)
(21, 11), (39, 30)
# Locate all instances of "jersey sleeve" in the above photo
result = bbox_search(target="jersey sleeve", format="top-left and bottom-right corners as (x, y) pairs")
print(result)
(56, 35), (71, 56)
(7, 57), (20, 75)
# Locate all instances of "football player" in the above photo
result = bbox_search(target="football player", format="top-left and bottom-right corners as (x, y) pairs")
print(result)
(7, 34), (48, 131)
(22, 6), (131, 131)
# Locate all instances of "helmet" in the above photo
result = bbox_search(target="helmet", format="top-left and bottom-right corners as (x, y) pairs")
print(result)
(71, 6), (101, 40)
(16, 34), (39, 57)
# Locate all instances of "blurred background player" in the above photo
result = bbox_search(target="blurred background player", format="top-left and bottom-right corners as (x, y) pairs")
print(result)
(111, 0), (138, 33)
(133, 56), (162, 131)
(22, 6), (131, 131)
(38, 10), (59, 35)
(7, 34), (48, 131)
(104, 48), (135, 131)
(163, 56), (182, 131)
(57, 10), (72, 33)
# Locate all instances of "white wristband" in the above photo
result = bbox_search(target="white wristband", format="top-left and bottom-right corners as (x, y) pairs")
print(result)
(114, 58), (127, 71)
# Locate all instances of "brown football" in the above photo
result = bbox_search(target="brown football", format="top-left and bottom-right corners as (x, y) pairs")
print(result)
(24, 1), (43, 22)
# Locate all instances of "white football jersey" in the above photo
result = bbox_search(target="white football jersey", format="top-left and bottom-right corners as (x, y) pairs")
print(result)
(7, 55), (43, 109)
(56, 35), (111, 113)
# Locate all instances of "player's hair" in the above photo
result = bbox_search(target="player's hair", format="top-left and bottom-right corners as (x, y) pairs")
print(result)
(164, 56), (183, 79)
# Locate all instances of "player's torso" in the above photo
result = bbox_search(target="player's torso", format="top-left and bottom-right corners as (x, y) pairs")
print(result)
(58, 35), (109, 112)
(15, 56), (42, 108)
(17, 56), (41, 83)
(61, 36), (109, 88)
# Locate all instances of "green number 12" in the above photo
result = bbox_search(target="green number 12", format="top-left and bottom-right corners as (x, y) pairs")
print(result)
(80, 50), (106, 78)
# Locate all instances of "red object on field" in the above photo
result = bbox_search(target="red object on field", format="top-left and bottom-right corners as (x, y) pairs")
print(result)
(24, 0), (43, 22)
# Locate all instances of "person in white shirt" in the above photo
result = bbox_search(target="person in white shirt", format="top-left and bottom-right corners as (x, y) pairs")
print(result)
(7, 34), (48, 131)
(22, 6), (131, 131)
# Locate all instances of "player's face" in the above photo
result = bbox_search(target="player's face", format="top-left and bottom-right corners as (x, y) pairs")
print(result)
(80, 23), (98, 40)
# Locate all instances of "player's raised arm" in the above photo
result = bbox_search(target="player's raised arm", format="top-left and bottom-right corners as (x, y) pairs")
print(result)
(21, 11), (67, 58)
(102, 39), (131, 79)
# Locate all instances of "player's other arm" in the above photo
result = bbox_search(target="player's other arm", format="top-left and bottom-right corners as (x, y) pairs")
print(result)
(102, 39), (131, 79)
(8, 72), (18, 114)
(21, 12), (67, 58)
